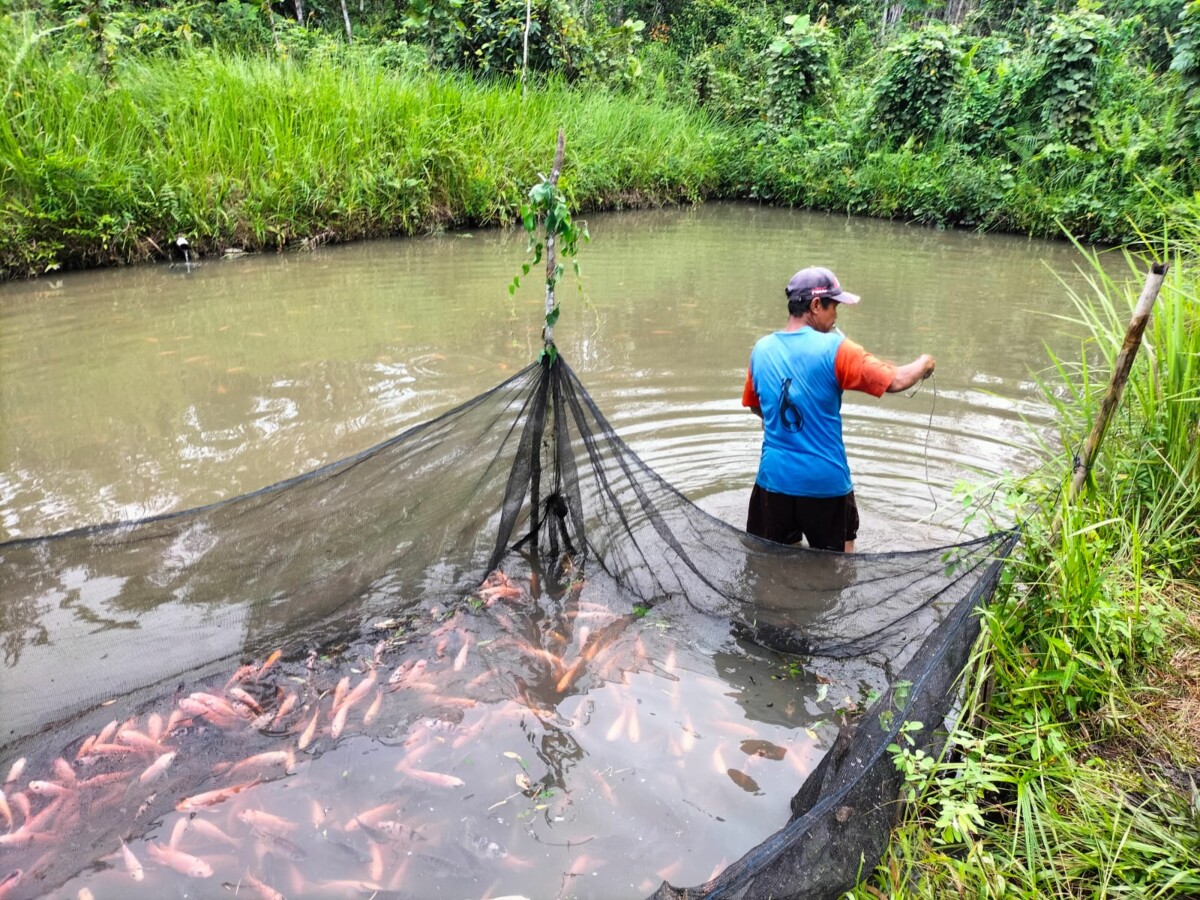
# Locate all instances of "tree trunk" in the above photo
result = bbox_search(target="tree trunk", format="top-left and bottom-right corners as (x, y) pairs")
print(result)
(881, 0), (904, 38)
(262, 0), (282, 53)
(340, 0), (353, 42)
(945, 0), (972, 25)
(522, 0), (531, 94)
(293, 0), (304, 25)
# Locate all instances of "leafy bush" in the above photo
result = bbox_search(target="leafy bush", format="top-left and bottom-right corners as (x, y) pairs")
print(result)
(446, 0), (643, 84)
(635, 0), (776, 120)
(1171, 0), (1200, 145)
(586, 17), (646, 87)
(763, 14), (834, 128)
(939, 36), (1017, 152)
(453, 0), (585, 77)
(668, 0), (748, 57)
(1036, 6), (1112, 150)
(872, 23), (966, 145)
(681, 46), (762, 122)
(1106, 0), (1178, 70)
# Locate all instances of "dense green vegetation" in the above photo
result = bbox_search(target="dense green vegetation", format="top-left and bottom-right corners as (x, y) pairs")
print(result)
(3, 2), (1199, 897)
(630, 0), (1198, 241)
(3, 0), (1200, 276)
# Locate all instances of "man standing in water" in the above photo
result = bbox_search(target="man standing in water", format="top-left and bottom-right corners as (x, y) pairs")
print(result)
(742, 266), (936, 552)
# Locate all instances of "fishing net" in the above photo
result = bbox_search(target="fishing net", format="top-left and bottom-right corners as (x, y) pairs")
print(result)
(0, 354), (1016, 899)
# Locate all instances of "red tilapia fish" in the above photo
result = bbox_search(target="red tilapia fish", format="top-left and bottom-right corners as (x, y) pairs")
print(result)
(176, 778), (262, 812)
(0, 594), (801, 900)
(145, 843), (213, 878)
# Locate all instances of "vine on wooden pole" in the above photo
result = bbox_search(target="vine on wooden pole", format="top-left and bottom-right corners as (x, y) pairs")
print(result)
(509, 130), (588, 366)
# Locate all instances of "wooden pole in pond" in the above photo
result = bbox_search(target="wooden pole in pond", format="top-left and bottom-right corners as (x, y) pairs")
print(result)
(1068, 261), (1169, 502)
(543, 129), (565, 349)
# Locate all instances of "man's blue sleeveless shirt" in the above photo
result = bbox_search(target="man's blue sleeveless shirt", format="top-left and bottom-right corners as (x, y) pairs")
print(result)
(749, 327), (851, 498)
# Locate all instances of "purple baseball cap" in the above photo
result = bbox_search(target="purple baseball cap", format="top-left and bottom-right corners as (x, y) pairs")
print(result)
(785, 266), (861, 305)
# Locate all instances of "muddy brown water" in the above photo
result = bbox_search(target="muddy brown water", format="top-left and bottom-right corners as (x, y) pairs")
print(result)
(0, 203), (1109, 545)
(0, 203), (1120, 897)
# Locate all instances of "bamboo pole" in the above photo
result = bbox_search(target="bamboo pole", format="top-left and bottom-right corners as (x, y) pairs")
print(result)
(985, 262), (1166, 720)
(1067, 261), (1168, 502)
(543, 130), (565, 349)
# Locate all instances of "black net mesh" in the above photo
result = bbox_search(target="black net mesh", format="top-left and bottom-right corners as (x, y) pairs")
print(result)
(0, 355), (1015, 899)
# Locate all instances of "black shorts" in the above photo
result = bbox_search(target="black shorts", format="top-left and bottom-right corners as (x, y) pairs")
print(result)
(746, 484), (859, 551)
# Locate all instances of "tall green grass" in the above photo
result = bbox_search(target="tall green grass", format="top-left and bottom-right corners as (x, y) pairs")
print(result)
(0, 35), (742, 276)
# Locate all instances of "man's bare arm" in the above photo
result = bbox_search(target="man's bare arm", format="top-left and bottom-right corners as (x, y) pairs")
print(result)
(886, 354), (936, 393)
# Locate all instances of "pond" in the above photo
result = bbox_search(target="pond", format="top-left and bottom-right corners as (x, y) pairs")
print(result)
(0, 203), (1117, 898)
(0, 202), (1106, 545)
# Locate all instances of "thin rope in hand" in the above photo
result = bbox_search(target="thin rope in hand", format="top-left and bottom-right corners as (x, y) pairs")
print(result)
(905, 371), (938, 518)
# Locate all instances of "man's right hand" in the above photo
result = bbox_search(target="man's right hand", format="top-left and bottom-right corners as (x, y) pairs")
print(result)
(886, 354), (936, 393)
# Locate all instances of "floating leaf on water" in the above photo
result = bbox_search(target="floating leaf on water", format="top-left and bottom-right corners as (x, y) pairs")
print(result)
(739, 740), (787, 761)
(726, 768), (762, 794)
(515, 773), (533, 792)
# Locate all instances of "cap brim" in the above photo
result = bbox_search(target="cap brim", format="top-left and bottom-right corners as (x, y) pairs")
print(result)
(833, 289), (860, 305)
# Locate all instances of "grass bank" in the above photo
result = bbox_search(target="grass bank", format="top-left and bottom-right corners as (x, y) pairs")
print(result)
(849, 242), (1200, 898)
(5, 24), (1197, 279)
(0, 41), (741, 277)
